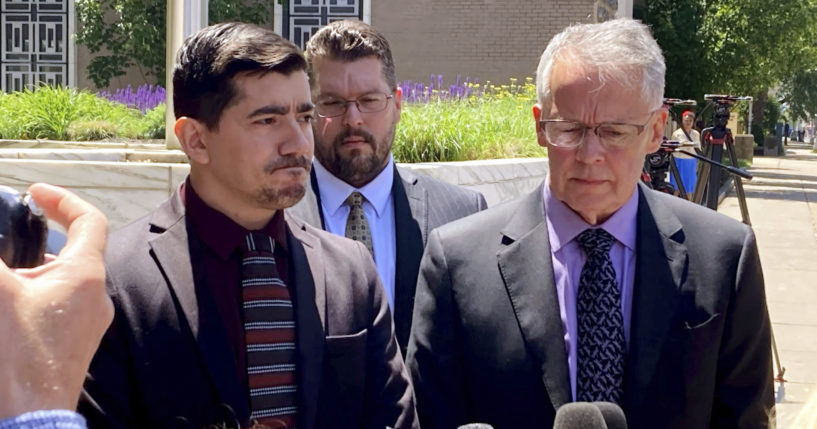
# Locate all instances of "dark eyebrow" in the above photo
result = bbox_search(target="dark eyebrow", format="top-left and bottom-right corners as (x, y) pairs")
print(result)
(247, 102), (314, 119)
(297, 102), (314, 113)
(247, 104), (288, 119)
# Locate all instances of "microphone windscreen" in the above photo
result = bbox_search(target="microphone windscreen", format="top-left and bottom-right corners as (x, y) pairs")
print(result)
(456, 424), (494, 429)
(553, 402), (608, 428)
(593, 402), (628, 429)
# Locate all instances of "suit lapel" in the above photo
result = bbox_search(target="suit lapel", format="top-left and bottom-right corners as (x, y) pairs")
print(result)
(623, 185), (687, 411)
(497, 186), (572, 410)
(392, 167), (425, 351)
(147, 191), (250, 423)
(286, 214), (326, 429)
(396, 167), (428, 243)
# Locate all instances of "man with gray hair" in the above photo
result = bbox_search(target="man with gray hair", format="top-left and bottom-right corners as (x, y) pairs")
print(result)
(407, 18), (773, 429)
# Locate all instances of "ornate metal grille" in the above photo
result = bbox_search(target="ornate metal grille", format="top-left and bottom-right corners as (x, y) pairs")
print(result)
(283, 0), (363, 50)
(1, 0), (69, 92)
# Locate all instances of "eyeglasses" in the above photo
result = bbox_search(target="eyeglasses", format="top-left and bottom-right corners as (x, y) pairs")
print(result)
(539, 112), (656, 149)
(315, 92), (394, 118)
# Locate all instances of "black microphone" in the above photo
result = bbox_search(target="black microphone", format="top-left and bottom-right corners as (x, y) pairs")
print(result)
(553, 402), (608, 428)
(593, 402), (628, 429)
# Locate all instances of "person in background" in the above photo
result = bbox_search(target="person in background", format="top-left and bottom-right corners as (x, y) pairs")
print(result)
(289, 19), (486, 355)
(0, 184), (111, 429)
(670, 110), (701, 196)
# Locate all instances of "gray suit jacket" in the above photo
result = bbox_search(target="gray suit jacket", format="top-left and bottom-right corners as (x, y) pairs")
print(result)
(407, 183), (773, 429)
(289, 165), (487, 353)
(79, 188), (417, 429)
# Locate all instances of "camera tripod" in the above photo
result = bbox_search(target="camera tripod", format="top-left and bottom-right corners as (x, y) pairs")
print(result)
(644, 140), (752, 203)
(695, 95), (787, 386)
(690, 95), (752, 226)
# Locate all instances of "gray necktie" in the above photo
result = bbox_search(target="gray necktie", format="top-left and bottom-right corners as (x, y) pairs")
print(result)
(575, 228), (626, 404)
(345, 191), (374, 255)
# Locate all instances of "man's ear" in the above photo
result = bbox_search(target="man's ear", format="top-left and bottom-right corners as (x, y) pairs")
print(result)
(533, 104), (547, 148)
(646, 108), (669, 153)
(174, 117), (210, 165)
(393, 86), (402, 123)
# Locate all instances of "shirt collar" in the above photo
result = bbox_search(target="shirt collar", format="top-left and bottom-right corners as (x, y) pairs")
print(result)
(312, 155), (394, 218)
(183, 178), (288, 260)
(543, 174), (638, 252)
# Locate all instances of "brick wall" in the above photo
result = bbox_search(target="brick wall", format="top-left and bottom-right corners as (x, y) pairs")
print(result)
(372, 0), (596, 87)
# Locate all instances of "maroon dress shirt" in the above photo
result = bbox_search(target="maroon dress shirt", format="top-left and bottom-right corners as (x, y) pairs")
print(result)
(182, 179), (291, 396)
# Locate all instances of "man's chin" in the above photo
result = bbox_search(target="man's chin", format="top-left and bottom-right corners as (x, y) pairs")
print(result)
(258, 185), (306, 209)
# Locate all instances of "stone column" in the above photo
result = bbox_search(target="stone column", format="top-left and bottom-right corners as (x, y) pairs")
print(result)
(165, 1), (208, 150)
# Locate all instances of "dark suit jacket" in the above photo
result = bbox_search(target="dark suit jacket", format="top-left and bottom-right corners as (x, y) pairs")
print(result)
(289, 165), (487, 353)
(79, 189), (417, 429)
(407, 183), (774, 429)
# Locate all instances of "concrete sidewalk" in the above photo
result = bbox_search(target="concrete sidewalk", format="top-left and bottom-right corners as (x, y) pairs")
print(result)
(718, 144), (817, 428)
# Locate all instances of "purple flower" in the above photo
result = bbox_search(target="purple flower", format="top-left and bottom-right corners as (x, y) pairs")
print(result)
(98, 84), (166, 113)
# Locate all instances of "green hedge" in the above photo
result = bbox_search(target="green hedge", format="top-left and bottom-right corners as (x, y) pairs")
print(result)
(394, 78), (546, 163)
(0, 82), (547, 163)
(0, 85), (165, 141)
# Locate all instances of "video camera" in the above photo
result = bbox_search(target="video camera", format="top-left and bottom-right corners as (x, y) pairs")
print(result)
(642, 140), (696, 195)
(703, 94), (751, 129)
(0, 185), (48, 268)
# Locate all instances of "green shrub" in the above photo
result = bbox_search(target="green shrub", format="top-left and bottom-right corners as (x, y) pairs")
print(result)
(0, 84), (148, 140)
(0, 81), (545, 163)
(394, 78), (546, 162)
(138, 104), (166, 139)
(0, 92), (26, 139)
(67, 120), (119, 140)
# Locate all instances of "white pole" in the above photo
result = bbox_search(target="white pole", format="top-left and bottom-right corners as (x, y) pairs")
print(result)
(165, 0), (209, 149)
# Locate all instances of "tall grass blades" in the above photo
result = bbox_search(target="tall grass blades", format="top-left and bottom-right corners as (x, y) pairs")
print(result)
(0, 78), (540, 163)
(395, 77), (546, 163)
(0, 85), (163, 141)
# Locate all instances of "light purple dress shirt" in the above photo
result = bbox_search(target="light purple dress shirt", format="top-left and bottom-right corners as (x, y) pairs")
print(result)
(543, 176), (638, 401)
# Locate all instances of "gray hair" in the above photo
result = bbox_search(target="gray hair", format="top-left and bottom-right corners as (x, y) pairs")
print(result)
(535, 19), (666, 115)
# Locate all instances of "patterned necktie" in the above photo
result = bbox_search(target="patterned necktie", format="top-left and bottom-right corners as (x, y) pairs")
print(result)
(240, 232), (298, 428)
(575, 228), (626, 404)
(345, 191), (374, 255)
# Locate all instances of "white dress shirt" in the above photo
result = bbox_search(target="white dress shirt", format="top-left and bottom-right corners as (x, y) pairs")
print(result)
(312, 157), (397, 309)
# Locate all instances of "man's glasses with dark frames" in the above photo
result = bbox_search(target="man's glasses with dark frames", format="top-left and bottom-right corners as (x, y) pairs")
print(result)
(315, 92), (394, 118)
(539, 112), (657, 149)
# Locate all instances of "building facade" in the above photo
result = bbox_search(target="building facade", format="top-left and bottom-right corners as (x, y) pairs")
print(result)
(1, 0), (631, 92)
(274, 0), (629, 87)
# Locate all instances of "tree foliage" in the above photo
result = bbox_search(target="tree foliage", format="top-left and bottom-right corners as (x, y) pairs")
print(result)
(76, 0), (271, 89)
(641, 0), (817, 126)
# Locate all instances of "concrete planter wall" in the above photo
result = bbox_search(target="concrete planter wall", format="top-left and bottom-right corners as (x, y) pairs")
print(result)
(0, 143), (548, 230)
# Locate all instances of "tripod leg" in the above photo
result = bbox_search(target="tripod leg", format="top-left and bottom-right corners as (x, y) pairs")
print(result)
(705, 144), (724, 210)
(669, 156), (688, 200)
(693, 143), (713, 205)
(772, 328), (787, 383)
(725, 135), (752, 226)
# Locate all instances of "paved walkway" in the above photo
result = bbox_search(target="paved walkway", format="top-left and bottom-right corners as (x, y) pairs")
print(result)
(718, 144), (817, 428)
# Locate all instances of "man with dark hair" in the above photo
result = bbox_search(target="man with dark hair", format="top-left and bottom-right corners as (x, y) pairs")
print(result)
(290, 20), (487, 354)
(80, 22), (416, 429)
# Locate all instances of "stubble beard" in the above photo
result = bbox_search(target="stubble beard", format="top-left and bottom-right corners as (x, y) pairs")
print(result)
(255, 155), (311, 209)
(315, 126), (395, 188)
